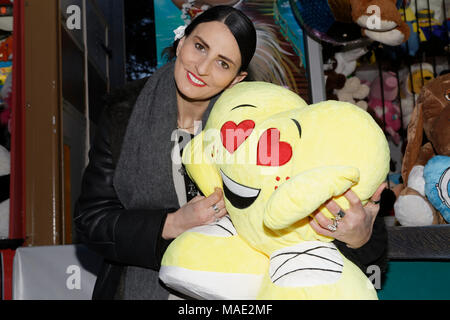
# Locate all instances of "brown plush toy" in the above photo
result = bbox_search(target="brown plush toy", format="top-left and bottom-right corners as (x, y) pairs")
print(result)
(394, 73), (450, 226)
(176, 1), (410, 47)
(349, 0), (411, 46)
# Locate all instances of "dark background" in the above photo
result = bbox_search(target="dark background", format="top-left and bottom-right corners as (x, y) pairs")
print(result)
(124, 0), (157, 81)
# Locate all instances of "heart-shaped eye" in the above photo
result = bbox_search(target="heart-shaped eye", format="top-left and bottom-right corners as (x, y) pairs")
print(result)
(221, 120), (255, 153)
(257, 128), (292, 167)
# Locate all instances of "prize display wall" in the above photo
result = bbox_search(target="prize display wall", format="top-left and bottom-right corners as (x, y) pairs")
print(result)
(292, 0), (450, 299)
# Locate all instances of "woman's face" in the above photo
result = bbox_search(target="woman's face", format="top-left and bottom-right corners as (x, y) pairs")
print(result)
(174, 21), (247, 102)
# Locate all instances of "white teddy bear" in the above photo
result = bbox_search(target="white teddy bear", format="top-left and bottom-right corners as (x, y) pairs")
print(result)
(335, 76), (370, 111)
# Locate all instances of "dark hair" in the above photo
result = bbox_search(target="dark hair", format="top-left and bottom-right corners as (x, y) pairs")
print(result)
(164, 5), (256, 72)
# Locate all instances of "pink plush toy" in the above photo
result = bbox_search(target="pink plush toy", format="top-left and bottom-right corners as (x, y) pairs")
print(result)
(368, 71), (402, 145)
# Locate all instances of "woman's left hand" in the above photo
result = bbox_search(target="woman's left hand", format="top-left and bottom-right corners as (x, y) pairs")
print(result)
(309, 183), (387, 249)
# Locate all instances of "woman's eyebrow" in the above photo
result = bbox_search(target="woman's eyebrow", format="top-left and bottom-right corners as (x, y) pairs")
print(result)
(194, 35), (237, 66)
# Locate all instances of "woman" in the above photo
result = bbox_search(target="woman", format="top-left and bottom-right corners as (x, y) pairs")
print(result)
(171, 0), (306, 93)
(75, 5), (387, 300)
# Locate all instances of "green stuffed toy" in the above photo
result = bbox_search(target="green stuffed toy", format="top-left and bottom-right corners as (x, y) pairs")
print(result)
(159, 82), (390, 300)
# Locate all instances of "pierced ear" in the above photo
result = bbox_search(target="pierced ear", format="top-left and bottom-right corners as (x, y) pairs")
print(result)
(228, 71), (248, 89)
(176, 37), (185, 57)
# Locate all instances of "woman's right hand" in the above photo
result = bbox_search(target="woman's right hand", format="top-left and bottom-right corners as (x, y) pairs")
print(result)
(162, 188), (227, 239)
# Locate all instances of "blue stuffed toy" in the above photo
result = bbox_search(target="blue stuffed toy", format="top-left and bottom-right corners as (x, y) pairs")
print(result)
(424, 156), (450, 223)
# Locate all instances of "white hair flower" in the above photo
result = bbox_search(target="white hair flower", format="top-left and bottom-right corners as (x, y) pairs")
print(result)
(174, 25), (187, 41)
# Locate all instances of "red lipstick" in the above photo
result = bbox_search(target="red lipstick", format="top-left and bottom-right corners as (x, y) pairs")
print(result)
(187, 71), (206, 87)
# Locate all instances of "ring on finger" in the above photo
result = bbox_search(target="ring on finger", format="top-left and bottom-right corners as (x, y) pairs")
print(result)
(212, 204), (221, 223)
(212, 204), (220, 214)
(336, 210), (345, 221)
(327, 218), (339, 232)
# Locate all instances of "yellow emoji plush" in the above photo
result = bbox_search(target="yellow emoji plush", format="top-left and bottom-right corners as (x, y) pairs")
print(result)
(159, 82), (390, 300)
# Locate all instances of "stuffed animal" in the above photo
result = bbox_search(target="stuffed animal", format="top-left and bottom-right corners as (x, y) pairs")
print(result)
(334, 47), (368, 77)
(324, 57), (370, 110)
(325, 68), (347, 101)
(159, 82), (390, 300)
(400, 3), (421, 56)
(368, 71), (402, 144)
(0, 36), (12, 62)
(0, 144), (10, 239)
(292, 0), (410, 46)
(0, 69), (12, 133)
(336, 76), (371, 110)
(394, 73), (450, 226)
(424, 156), (450, 223)
(399, 1), (448, 56)
(350, 0), (411, 46)
(399, 62), (435, 128)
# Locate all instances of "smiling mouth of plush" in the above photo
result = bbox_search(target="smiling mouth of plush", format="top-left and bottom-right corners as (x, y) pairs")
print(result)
(221, 170), (260, 209)
(357, 16), (398, 32)
(187, 71), (206, 87)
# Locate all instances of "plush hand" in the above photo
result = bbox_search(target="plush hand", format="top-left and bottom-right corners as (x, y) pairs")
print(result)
(264, 166), (360, 230)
